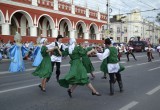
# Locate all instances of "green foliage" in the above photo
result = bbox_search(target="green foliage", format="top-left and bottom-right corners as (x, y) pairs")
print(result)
(156, 13), (160, 23)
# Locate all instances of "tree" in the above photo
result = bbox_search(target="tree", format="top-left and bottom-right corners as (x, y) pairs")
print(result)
(156, 13), (160, 24)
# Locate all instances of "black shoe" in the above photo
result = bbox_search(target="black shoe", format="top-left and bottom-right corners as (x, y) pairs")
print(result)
(56, 76), (59, 82)
(46, 77), (50, 82)
(42, 89), (46, 92)
(38, 85), (42, 90)
(67, 89), (72, 98)
(39, 85), (46, 92)
(101, 76), (107, 79)
(92, 92), (101, 96)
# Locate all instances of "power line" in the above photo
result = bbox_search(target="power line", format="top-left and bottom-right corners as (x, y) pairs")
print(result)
(136, 0), (155, 9)
(110, 8), (160, 16)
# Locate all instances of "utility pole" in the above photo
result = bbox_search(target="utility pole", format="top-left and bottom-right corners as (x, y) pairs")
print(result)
(106, 0), (110, 39)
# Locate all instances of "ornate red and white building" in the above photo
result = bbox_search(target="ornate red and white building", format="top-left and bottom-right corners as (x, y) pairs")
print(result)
(0, 0), (107, 43)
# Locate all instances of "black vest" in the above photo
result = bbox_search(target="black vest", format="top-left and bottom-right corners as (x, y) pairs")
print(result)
(53, 42), (63, 56)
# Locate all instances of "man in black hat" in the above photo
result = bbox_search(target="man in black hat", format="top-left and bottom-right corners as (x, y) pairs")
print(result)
(47, 35), (66, 81)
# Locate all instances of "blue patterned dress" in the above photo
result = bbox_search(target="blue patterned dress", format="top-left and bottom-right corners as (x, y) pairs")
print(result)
(9, 43), (28, 72)
(32, 46), (43, 67)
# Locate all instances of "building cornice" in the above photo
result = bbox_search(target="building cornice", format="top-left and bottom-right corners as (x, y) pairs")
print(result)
(0, 1), (107, 24)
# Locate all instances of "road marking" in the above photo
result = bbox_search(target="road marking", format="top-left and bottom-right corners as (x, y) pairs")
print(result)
(136, 62), (148, 66)
(125, 65), (133, 68)
(148, 67), (160, 71)
(0, 83), (39, 94)
(119, 101), (139, 110)
(146, 85), (160, 95)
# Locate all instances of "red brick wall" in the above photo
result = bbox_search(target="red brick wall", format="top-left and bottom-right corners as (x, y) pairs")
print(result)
(0, 35), (104, 44)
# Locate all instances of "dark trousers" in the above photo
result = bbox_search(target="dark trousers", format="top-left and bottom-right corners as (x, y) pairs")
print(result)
(109, 73), (122, 83)
(147, 52), (154, 62)
(52, 62), (61, 78)
(126, 52), (136, 61)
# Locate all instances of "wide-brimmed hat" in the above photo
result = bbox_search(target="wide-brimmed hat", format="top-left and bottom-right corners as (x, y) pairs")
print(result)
(84, 41), (89, 44)
(56, 35), (63, 40)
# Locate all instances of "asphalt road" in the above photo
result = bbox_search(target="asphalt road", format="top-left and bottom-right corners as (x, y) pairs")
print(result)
(0, 52), (160, 110)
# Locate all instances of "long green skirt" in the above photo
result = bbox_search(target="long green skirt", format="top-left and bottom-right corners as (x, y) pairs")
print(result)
(59, 59), (90, 88)
(32, 57), (52, 78)
(82, 56), (95, 73)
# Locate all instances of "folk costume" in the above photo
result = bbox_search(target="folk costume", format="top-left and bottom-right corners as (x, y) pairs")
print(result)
(32, 38), (58, 92)
(59, 38), (101, 98)
(96, 38), (125, 95)
(32, 37), (43, 67)
(81, 41), (95, 79)
(146, 44), (154, 62)
(47, 35), (65, 81)
(9, 33), (28, 73)
(157, 45), (160, 57)
(124, 45), (137, 61)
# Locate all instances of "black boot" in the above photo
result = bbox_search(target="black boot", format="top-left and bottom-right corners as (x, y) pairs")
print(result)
(109, 80), (114, 95)
(118, 81), (123, 92)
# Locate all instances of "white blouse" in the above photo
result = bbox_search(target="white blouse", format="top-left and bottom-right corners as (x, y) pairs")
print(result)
(97, 49), (120, 73)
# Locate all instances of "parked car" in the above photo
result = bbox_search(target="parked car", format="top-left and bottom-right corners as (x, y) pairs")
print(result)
(129, 41), (148, 52)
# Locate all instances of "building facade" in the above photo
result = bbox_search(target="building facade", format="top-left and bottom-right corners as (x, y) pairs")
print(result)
(0, 0), (107, 43)
(108, 9), (160, 44)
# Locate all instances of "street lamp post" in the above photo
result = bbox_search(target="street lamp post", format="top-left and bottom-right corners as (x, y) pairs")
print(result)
(106, 0), (110, 38)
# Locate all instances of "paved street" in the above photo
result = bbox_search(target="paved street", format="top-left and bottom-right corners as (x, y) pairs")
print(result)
(0, 52), (160, 110)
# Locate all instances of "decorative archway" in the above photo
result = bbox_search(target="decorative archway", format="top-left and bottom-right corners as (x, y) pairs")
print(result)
(37, 14), (55, 37)
(58, 18), (72, 37)
(75, 20), (87, 39)
(89, 23), (98, 40)
(10, 10), (33, 36)
(10, 16), (19, 35)
(0, 10), (5, 35)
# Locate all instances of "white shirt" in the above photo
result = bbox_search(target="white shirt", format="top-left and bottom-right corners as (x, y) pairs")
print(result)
(97, 48), (120, 73)
(47, 42), (66, 62)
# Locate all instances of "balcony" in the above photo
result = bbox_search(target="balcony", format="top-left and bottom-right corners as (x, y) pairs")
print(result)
(89, 10), (98, 19)
(100, 13), (107, 21)
(58, 1), (71, 13)
(12, 0), (31, 4)
(38, 0), (53, 9)
(75, 6), (86, 17)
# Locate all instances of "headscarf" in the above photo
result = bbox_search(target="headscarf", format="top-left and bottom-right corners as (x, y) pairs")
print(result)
(36, 37), (41, 44)
(69, 38), (76, 54)
(40, 38), (47, 44)
(14, 32), (22, 42)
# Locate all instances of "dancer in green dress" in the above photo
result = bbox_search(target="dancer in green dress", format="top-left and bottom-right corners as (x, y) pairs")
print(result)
(100, 44), (108, 79)
(59, 38), (101, 98)
(32, 38), (61, 92)
(81, 41), (95, 79)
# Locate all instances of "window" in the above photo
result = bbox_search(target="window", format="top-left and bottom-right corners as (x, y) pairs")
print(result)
(135, 26), (138, 32)
(110, 28), (113, 33)
(117, 27), (120, 33)
(124, 27), (127, 33)
(124, 37), (127, 43)
(117, 37), (120, 42)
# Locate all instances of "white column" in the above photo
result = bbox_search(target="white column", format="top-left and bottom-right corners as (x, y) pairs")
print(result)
(51, 28), (58, 38)
(32, 0), (38, 6)
(84, 31), (89, 39)
(54, 0), (58, 10)
(70, 30), (76, 38)
(96, 33), (101, 40)
(98, 12), (100, 20)
(86, 8), (89, 17)
(30, 26), (37, 37)
(2, 23), (10, 35)
(71, 5), (75, 14)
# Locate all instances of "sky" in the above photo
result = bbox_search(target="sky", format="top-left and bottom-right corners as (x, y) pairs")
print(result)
(60, 0), (160, 22)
